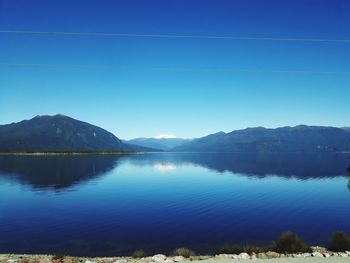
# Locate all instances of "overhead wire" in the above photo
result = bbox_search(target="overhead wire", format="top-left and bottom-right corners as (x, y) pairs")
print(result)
(1, 30), (350, 43)
(0, 63), (349, 75)
(1, 30), (349, 74)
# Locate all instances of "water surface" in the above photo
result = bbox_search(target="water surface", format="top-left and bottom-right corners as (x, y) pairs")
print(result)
(0, 153), (349, 256)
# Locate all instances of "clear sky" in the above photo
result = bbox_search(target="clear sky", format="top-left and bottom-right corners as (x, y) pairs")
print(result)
(0, 0), (349, 139)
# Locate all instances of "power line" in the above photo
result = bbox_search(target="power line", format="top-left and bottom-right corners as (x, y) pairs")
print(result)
(0, 63), (349, 75)
(1, 30), (350, 43)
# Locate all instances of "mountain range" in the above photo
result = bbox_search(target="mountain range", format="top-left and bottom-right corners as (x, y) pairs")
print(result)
(172, 125), (350, 153)
(0, 115), (350, 153)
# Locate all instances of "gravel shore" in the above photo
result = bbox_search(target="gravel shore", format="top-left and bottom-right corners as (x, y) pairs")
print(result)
(194, 258), (350, 263)
(1, 250), (350, 263)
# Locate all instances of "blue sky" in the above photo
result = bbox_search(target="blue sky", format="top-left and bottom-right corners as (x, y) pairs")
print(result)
(0, 0), (349, 139)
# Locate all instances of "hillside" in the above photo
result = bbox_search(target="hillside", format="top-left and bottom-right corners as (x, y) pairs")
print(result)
(0, 114), (152, 152)
(172, 125), (350, 153)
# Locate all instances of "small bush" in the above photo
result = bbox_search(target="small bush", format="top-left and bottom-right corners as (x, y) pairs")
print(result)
(243, 245), (271, 255)
(275, 231), (310, 253)
(328, 231), (350, 252)
(132, 249), (147, 258)
(52, 254), (64, 262)
(216, 244), (271, 255)
(172, 247), (196, 258)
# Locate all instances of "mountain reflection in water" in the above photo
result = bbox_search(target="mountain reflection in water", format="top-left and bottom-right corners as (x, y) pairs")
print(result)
(0, 153), (349, 190)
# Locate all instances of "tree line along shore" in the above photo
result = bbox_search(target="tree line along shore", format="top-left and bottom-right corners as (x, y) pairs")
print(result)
(0, 151), (137, 155)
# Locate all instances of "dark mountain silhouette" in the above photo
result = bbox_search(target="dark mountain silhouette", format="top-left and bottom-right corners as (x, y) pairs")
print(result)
(0, 114), (155, 152)
(172, 125), (350, 153)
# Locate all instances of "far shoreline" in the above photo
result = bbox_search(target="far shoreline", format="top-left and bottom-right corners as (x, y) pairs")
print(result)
(0, 151), (143, 156)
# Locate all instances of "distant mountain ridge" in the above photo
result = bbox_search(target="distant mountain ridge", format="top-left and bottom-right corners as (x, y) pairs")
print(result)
(0, 115), (154, 152)
(124, 137), (191, 151)
(172, 125), (350, 153)
(1, 115), (349, 153)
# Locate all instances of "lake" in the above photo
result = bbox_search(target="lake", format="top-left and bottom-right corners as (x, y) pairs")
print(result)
(0, 153), (349, 256)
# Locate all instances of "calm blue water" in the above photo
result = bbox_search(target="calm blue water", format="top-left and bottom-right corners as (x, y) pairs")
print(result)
(0, 153), (349, 256)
